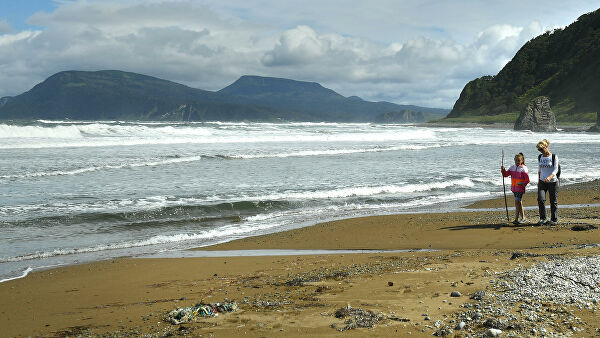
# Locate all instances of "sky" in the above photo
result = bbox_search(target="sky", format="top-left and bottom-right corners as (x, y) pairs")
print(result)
(0, 1), (598, 108)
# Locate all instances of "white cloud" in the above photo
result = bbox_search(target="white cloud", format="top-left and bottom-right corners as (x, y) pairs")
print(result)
(0, 0), (581, 107)
(0, 19), (11, 33)
(262, 26), (325, 66)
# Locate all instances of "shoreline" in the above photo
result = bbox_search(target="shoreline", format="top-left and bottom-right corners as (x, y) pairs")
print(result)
(1, 181), (599, 337)
(4, 178), (596, 283)
(423, 121), (595, 131)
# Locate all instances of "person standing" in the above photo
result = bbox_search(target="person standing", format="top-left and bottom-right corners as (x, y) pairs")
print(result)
(501, 153), (530, 224)
(536, 139), (559, 225)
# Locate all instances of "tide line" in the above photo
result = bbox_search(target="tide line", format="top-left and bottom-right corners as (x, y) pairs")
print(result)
(0, 267), (33, 283)
(139, 248), (435, 259)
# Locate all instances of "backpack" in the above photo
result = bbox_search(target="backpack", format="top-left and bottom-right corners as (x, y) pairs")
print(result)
(538, 153), (561, 179)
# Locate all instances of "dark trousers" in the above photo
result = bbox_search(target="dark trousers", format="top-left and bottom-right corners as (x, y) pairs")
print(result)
(538, 180), (558, 221)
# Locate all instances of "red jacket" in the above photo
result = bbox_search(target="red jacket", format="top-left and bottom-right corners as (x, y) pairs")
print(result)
(502, 164), (530, 193)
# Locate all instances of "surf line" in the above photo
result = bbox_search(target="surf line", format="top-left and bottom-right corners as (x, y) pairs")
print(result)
(139, 248), (437, 259)
(0, 267), (33, 283)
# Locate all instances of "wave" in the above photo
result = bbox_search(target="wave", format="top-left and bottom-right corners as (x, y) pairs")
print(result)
(257, 178), (474, 201)
(472, 169), (600, 188)
(0, 267), (33, 283)
(3, 199), (290, 227)
(242, 190), (492, 223)
(0, 219), (287, 263)
(223, 145), (439, 159)
(0, 124), (84, 138)
(0, 156), (204, 180)
(0, 123), (213, 139)
(0, 122), (436, 149)
(560, 169), (600, 182)
(1, 178), (474, 220)
(0, 188), (492, 264)
(0, 146), (439, 181)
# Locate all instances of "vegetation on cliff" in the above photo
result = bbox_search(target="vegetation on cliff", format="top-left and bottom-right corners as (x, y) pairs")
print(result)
(446, 8), (600, 123)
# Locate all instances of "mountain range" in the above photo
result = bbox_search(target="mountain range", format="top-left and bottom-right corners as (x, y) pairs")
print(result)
(446, 8), (600, 123)
(0, 71), (448, 122)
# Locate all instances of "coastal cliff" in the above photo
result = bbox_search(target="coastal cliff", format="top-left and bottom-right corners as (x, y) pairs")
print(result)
(446, 8), (600, 124)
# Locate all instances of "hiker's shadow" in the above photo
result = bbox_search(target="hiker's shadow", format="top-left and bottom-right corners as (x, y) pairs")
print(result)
(441, 223), (530, 230)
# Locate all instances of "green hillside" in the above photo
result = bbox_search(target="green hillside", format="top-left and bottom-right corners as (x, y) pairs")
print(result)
(219, 75), (449, 121)
(446, 8), (600, 123)
(0, 70), (284, 121)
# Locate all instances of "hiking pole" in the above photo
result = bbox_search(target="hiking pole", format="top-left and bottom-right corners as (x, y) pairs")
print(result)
(502, 149), (510, 222)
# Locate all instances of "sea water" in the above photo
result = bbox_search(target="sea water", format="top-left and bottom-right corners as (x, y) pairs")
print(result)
(2, 120), (600, 281)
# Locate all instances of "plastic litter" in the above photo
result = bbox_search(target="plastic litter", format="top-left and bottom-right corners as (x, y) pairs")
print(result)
(167, 301), (238, 324)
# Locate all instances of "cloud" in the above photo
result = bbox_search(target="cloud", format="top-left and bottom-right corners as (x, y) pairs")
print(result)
(0, 0), (555, 107)
(262, 26), (325, 66)
(0, 19), (11, 33)
(256, 21), (546, 106)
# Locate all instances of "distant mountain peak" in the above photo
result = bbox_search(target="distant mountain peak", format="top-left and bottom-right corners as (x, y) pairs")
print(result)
(0, 70), (449, 122)
(219, 75), (344, 98)
(347, 96), (363, 101)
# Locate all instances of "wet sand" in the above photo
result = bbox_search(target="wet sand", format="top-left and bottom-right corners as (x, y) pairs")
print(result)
(1, 181), (599, 337)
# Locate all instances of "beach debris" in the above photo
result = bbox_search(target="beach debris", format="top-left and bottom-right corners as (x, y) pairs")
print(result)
(387, 316), (410, 322)
(242, 297), (293, 308)
(510, 252), (540, 260)
(433, 325), (454, 336)
(387, 281), (394, 286)
(285, 277), (309, 286)
(166, 301), (237, 324)
(509, 252), (563, 260)
(315, 285), (331, 293)
(571, 224), (597, 231)
(331, 304), (383, 331)
(470, 290), (485, 300)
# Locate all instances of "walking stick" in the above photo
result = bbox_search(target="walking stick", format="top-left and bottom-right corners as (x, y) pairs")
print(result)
(502, 150), (510, 222)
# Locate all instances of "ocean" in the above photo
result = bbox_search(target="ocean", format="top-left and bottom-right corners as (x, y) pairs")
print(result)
(2, 120), (600, 282)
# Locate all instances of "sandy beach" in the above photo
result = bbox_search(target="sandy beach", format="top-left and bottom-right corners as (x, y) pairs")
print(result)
(1, 181), (599, 337)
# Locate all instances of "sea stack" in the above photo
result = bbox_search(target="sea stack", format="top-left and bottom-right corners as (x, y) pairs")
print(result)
(514, 96), (557, 132)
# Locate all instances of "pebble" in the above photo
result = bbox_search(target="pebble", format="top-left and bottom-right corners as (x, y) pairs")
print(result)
(497, 256), (600, 306)
(485, 328), (502, 337)
(446, 254), (600, 337)
(455, 321), (466, 330)
(450, 291), (462, 297)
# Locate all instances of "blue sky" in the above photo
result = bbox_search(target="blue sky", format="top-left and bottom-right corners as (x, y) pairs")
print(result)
(1, 0), (598, 108)
(0, 0), (58, 31)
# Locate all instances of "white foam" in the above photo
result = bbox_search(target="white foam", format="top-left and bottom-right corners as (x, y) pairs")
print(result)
(231, 145), (438, 159)
(0, 156), (203, 180)
(0, 124), (83, 138)
(0, 178), (476, 217)
(0, 221), (287, 263)
(560, 169), (600, 182)
(258, 178), (475, 201)
(0, 267), (33, 283)
(0, 122), (437, 149)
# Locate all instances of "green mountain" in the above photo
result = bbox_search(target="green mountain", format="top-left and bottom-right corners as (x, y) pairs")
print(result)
(0, 71), (449, 122)
(219, 75), (449, 121)
(0, 70), (286, 121)
(446, 8), (600, 123)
